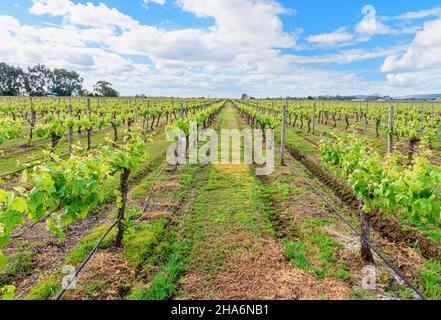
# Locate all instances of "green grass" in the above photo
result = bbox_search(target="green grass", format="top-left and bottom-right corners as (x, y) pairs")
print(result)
(185, 162), (273, 235)
(351, 289), (374, 300)
(255, 150), (349, 284)
(124, 218), (168, 268)
(284, 232), (340, 279)
(284, 233), (342, 280)
(0, 246), (37, 287)
(398, 287), (417, 300)
(424, 229), (441, 245)
(306, 217), (334, 228)
(67, 224), (117, 264)
(25, 276), (61, 300)
(85, 281), (106, 300)
(284, 240), (315, 272)
(130, 172), (157, 199)
(125, 162), (201, 300)
(416, 227), (441, 246)
(128, 167), (201, 299)
(431, 140), (441, 151)
(274, 126), (317, 156)
(336, 262), (350, 281)
(128, 242), (187, 300)
(419, 260), (441, 300)
(309, 232), (340, 277)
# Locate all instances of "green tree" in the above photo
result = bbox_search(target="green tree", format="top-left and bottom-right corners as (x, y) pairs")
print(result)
(24, 64), (52, 96)
(0, 62), (25, 96)
(94, 81), (119, 97)
(50, 68), (83, 96)
(79, 88), (94, 97)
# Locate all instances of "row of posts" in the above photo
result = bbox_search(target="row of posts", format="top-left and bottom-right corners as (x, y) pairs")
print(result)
(22, 97), (431, 164)
(26, 97), (187, 157)
(28, 97), (92, 156)
(279, 102), (398, 165)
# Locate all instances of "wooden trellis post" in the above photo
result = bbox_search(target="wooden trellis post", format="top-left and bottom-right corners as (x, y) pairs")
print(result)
(280, 104), (287, 166)
(68, 97), (73, 156)
(365, 103), (369, 136)
(29, 97), (36, 145)
(255, 100), (259, 129)
(387, 105), (394, 154)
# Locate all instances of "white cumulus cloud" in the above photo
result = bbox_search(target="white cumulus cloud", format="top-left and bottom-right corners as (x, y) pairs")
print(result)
(1, 0), (438, 96)
(307, 27), (354, 46)
(380, 17), (441, 92)
(29, 0), (139, 30)
(143, 0), (166, 10)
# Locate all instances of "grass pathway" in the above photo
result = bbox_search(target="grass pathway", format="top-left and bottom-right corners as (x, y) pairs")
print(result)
(174, 104), (324, 299)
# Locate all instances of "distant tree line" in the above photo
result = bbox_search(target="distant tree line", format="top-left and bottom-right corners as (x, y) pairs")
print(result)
(0, 62), (119, 97)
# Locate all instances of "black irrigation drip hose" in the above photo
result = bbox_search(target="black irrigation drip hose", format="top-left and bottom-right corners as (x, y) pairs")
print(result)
(0, 118), (147, 159)
(54, 219), (118, 300)
(54, 163), (168, 300)
(283, 159), (428, 301)
(0, 164), (36, 179)
(0, 152), (71, 178)
(0, 129), (85, 158)
(139, 164), (168, 217)
(0, 142), (50, 159)
(0, 124), (145, 179)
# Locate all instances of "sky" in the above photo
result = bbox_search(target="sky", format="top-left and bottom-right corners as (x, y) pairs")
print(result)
(1, 0), (441, 97)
